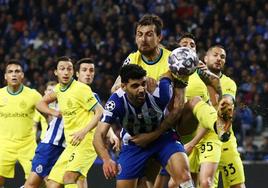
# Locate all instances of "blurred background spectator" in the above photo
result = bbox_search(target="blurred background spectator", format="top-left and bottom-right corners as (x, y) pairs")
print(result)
(0, 0), (268, 160)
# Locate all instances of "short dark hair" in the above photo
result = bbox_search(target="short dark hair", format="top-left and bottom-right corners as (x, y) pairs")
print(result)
(75, 58), (94, 72)
(54, 56), (74, 69)
(177, 32), (196, 44)
(135, 14), (163, 36)
(120, 64), (147, 83)
(207, 44), (225, 53)
(5, 59), (24, 72)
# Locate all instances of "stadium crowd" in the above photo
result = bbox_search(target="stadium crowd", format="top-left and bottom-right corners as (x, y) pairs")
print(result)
(0, 0), (268, 160)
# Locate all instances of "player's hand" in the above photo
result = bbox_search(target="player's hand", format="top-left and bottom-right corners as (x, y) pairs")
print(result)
(70, 129), (87, 146)
(146, 77), (157, 94)
(109, 134), (121, 152)
(102, 158), (118, 179)
(184, 142), (195, 155)
(197, 60), (208, 70)
(111, 84), (121, 93)
(130, 131), (160, 147)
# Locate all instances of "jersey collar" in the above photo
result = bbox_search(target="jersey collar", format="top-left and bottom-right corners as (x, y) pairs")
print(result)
(7, 84), (24, 95)
(141, 48), (163, 65)
(60, 78), (74, 92)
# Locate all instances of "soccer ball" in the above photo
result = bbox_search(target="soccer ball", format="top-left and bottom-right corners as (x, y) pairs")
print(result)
(168, 47), (199, 76)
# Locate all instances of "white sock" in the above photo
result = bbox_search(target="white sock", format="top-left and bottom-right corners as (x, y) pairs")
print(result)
(180, 179), (195, 188)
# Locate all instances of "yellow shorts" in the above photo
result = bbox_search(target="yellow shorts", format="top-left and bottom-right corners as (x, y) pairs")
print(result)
(196, 138), (222, 164)
(48, 134), (97, 184)
(188, 146), (199, 173)
(218, 142), (245, 187)
(0, 137), (36, 178)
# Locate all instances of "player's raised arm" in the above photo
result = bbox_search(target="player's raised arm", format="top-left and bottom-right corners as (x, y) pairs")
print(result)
(36, 91), (60, 117)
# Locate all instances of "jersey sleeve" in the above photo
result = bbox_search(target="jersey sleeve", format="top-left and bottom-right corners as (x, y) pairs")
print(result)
(152, 77), (173, 110)
(101, 93), (122, 125)
(222, 78), (237, 100)
(80, 85), (98, 111)
(122, 53), (135, 66)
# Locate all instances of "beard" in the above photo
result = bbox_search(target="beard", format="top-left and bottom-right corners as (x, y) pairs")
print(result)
(138, 45), (157, 57)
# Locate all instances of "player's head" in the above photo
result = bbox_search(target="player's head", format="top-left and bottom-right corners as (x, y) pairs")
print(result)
(204, 45), (226, 74)
(177, 33), (196, 52)
(54, 56), (74, 85)
(135, 14), (163, 56)
(120, 64), (147, 106)
(4, 59), (24, 87)
(75, 58), (95, 85)
(45, 81), (57, 95)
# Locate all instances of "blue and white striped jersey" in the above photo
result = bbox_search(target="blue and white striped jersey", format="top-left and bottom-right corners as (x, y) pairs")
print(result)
(101, 77), (173, 140)
(41, 102), (66, 147)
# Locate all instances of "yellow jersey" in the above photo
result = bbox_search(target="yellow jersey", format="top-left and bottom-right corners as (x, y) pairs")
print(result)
(124, 48), (171, 80)
(54, 79), (98, 143)
(186, 71), (210, 102)
(0, 85), (42, 140)
(220, 74), (237, 146)
(33, 110), (48, 140)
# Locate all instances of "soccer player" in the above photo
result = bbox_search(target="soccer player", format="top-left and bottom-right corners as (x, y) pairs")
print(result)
(24, 81), (65, 188)
(111, 14), (171, 93)
(154, 34), (233, 188)
(111, 14), (173, 188)
(0, 60), (42, 187)
(204, 46), (246, 188)
(93, 64), (195, 188)
(36, 56), (103, 188)
(25, 58), (107, 188)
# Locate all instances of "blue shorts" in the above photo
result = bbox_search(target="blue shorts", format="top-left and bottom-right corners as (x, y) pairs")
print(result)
(31, 143), (65, 178)
(117, 130), (185, 180)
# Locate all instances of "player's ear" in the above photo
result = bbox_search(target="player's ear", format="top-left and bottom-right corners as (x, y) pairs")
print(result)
(4, 73), (7, 80)
(76, 71), (79, 78)
(204, 55), (208, 64)
(54, 70), (58, 76)
(121, 83), (126, 91)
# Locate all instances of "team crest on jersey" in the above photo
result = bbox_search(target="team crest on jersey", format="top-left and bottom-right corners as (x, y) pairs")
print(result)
(123, 57), (131, 65)
(105, 101), (115, 111)
(67, 99), (73, 108)
(19, 101), (27, 109)
(36, 164), (43, 173)
(0, 97), (8, 107)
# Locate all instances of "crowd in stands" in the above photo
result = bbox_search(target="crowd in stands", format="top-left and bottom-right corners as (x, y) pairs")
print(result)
(0, 0), (268, 160)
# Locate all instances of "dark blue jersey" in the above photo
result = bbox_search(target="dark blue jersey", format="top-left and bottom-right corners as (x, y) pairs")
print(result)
(101, 77), (173, 139)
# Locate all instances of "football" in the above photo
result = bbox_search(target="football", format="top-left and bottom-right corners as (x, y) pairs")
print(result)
(168, 47), (199, 76)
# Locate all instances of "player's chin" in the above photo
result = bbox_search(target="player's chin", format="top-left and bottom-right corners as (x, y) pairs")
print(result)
(137, 96), (145, 104)
(139, 48), (153, 56)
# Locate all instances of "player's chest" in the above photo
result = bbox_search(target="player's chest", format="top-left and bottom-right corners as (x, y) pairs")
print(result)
(0, 94), (35, 111)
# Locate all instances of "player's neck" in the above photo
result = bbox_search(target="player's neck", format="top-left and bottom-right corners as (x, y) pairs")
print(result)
(142, 47), (161, 62)
(7, 84), (23, 95)
(60, 78), (74, 91)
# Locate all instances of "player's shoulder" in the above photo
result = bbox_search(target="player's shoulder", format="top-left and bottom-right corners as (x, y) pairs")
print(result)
(23, 85), (41, 96)
(221, 74), (236, 87)
(123, 50), (140, 65)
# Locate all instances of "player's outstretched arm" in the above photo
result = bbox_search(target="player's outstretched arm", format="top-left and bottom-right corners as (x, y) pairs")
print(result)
(36, 91), (60, 117)
(107, 127), (120, 152)
(70, 103), (103, 146)
(184, 127), (208, 155)
(93, 122), (118, 179)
